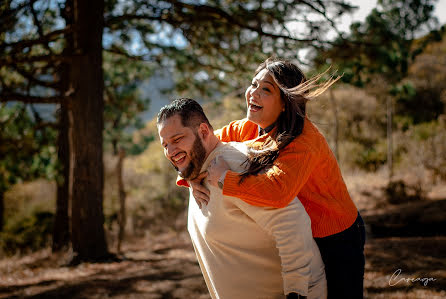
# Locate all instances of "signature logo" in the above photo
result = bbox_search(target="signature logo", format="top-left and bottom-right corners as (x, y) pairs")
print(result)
(389, 269), (437, 287)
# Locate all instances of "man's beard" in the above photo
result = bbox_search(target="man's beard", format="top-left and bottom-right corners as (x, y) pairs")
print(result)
(172, 133), (207, 180)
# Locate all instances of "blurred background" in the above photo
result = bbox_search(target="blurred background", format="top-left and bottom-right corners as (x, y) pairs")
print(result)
(0, 0), (445, 298)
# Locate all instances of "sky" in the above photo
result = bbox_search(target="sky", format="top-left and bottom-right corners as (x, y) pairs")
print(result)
(343, 0), (446, 30)
(432, 0), (445, 23)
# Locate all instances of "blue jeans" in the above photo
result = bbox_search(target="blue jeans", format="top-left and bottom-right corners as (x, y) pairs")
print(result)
(314, 213), (366, 299)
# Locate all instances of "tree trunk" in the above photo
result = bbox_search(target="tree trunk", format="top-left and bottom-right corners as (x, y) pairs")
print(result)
(0, 190), (4, 232)
(53, 102), (71, 252)
(387, 96), (393, 181)
(329, 89), (339, 161)
(116, 148), (126, 254)
(52, 0), (73, 253)
(69, 0), (109, 263)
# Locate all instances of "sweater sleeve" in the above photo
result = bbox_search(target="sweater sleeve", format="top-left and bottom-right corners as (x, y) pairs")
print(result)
(222, 141), (320, 208)
(214, 119), (248, 142)
(235, 197), (314, 296)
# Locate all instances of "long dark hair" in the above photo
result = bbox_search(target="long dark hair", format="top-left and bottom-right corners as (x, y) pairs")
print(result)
(240, 57), (339, 181)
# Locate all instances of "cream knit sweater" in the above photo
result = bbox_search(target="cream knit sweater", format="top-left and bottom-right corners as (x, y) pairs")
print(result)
(188, 142), (327, 299)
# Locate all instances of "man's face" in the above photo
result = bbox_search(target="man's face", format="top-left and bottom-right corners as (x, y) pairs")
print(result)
(158, 114), (207, 180)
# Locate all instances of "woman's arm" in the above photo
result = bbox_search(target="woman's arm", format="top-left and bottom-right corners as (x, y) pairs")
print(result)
(209, 142), (320, 208)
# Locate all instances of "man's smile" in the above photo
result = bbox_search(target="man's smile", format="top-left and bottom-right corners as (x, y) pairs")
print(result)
(172, 152), (187, 165)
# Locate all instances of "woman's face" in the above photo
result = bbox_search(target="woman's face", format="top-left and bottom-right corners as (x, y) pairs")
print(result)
(245, 69), (284, 129)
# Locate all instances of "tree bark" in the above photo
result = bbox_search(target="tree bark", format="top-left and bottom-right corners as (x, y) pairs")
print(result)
(53, 102), (71, 252)
(69, 0), (109, 263)
(0, 190), (4, 232)
(52, 0), (73, 253)
(116, 148), (126, 254)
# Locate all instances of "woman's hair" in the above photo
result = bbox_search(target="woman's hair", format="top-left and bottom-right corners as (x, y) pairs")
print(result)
(240, 57), (339, 181)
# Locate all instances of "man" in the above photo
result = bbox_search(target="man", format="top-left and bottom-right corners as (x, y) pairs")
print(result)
(157, 98), (326, 299)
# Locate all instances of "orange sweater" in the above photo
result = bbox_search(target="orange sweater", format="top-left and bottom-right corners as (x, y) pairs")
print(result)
(215, 118), (358, 238)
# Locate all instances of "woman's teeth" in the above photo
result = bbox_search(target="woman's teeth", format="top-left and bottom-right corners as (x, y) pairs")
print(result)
(250, 103), (263, 111)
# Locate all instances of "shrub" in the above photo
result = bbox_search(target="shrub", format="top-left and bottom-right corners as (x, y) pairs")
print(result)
(0, 211), (54, 256)
(384, 180), (425, 204)
(401, 116), (446, 183)
(354, 141), (387, 171)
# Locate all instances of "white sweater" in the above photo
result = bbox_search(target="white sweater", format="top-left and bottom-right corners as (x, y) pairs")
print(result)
(188, 142), (327, 299)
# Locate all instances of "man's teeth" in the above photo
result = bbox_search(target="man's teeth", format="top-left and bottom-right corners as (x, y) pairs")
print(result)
(173, 153), (186, 162)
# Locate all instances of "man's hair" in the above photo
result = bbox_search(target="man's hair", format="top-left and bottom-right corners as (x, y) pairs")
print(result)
(157, 98), (213, 130)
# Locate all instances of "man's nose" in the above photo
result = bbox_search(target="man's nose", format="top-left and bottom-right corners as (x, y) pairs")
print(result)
(166, 144), (177, 157)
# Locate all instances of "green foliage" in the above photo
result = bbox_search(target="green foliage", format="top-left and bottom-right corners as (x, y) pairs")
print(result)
(0, 211), (54, 255)
(0, 104), (58, 194)
(355, 142), (387, 171)
(103, 0), (357, 97)
(127, 135), (155, 156)
(315, 0), (441, 88)
(103, 51), (153, 155)
(393, 81), (445, 125)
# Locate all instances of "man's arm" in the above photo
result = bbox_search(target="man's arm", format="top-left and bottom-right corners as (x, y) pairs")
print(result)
(235, 197), (317, 297)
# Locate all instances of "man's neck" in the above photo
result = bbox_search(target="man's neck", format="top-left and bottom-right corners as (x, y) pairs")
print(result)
(204, 135), (222, 161)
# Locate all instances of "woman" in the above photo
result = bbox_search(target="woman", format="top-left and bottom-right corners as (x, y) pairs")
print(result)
(181, 57), (365, 298)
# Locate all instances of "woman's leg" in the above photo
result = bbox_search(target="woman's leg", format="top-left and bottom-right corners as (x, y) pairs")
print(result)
(314, 213), (366, 299)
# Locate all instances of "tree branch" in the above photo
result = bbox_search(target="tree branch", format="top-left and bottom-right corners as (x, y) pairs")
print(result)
(106, 4), (318, 44)
(0, 27), (71, 53)
(0, 53), (74, 66)
(0, 92), (69, 104)
(169, 0), (321, 43)
(12, 65), (61, 89)
(104, 47), (148, 61)
(0, 1), (30, 28)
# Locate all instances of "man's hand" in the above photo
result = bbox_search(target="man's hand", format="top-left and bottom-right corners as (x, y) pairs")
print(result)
(189, 172), (210, 208)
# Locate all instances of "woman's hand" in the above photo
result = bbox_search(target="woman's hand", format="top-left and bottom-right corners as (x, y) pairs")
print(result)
(189, 172), (210, 209)
(207, 156), (231, 188)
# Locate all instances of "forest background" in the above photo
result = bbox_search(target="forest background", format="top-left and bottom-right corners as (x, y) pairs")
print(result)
(0, 0), (445, 298)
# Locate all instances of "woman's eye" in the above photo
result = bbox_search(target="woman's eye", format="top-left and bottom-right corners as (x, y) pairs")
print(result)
(263, 87), (271, 92)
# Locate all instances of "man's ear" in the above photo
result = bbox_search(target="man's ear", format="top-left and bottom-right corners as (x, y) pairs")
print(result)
(198, 123), (211, 140)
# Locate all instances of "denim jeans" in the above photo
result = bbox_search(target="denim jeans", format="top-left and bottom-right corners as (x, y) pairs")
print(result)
(314, 213), (366, 299)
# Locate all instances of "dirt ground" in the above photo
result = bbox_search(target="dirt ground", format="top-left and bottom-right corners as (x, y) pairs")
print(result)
(0, 229), (445, 299)
(1, 176), (445, 299)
